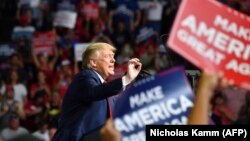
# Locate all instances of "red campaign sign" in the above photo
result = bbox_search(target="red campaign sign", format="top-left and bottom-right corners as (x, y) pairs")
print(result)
(32, 31), (56, 56)
(80, 3), (99, 20)
(167, 0), (250, 90)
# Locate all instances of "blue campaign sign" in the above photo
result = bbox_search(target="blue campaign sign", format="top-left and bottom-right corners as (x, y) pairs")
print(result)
(113, 67), (195, 141)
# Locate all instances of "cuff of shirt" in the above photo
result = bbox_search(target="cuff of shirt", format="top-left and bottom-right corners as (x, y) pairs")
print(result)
(122, 76), (130, 90)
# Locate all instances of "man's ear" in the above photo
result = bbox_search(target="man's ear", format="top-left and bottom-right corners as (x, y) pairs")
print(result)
(89, 59), (97, 68)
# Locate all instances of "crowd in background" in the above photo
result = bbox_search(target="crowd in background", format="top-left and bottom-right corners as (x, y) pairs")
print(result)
(0, 0), (250, 140)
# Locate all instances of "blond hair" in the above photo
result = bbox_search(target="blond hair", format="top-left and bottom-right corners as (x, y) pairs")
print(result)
(82, 42), (116, 69)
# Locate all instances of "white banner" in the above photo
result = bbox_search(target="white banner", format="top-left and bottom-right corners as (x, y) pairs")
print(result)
(54, 11), (77, 29)
(74, 43), (89, 61)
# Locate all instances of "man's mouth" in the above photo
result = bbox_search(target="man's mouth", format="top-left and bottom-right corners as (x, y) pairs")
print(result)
(109, 66), (114, 70)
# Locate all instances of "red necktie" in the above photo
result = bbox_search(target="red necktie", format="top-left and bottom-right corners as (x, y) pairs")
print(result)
(107, 97), (113, 118)
(104, 80), (113, 118)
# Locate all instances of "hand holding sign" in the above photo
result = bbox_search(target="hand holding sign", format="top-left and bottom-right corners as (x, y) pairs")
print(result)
(100, 118), (122, 141)
(188, 71), (232, 125)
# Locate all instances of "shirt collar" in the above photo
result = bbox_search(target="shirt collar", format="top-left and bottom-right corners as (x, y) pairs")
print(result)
(93, 70), (105, 83)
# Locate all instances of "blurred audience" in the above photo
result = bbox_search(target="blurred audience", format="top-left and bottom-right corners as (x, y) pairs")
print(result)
(0, 0), (249, 140)
(1, 69), (28, 106)
(233, 92), (250, 124)
(210, 92), (236, 125)
(32, 120), (50, 141)
(1, 115), (29, 141)
(0, 85), (25, 131)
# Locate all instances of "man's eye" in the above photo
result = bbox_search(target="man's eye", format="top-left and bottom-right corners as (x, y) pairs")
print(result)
(104, 54), (114, 58)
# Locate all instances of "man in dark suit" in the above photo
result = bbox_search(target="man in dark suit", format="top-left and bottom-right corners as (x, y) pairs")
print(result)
(52, 42), (142, 141)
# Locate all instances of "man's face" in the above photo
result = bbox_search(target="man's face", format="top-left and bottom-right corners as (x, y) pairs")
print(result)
(10, 118), (19, 130)
(7, 89), (14, 99)
(94, 46), (115, 79)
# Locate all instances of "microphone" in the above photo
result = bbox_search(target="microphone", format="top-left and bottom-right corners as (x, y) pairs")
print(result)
(135, 69), (152, 81)
(140, 70), (151, 76)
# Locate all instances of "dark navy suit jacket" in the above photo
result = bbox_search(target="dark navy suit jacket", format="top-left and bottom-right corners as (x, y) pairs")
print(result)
(52, 68), (123, 141)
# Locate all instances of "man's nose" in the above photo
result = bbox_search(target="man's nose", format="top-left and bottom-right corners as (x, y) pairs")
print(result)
(111, 57), (115, 63)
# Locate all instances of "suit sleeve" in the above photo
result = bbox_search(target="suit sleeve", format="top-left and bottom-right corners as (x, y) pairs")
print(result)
(76, 76), (123, 102)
